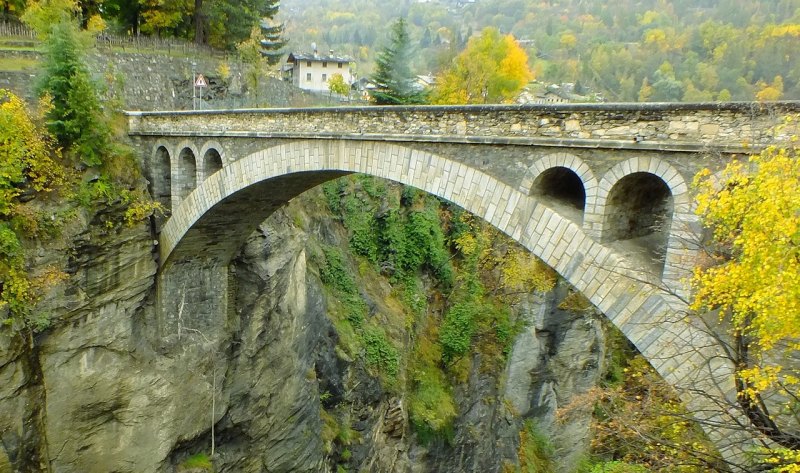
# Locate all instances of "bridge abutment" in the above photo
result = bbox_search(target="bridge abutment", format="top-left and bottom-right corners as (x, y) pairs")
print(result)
(156, 260), (230, 350)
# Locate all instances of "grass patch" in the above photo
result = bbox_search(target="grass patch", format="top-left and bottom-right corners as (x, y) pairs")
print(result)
(0, 56), (40, 71)
(178, 453), (213, 471)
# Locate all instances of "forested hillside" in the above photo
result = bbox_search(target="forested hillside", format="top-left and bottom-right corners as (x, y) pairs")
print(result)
(280, 0), (800, 101)
(3, 0), (797, 100)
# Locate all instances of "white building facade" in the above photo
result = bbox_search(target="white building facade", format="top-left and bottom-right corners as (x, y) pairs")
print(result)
(285, 51), (355, 92)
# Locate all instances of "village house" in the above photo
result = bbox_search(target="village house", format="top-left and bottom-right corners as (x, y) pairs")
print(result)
(283, 49), (355, 93)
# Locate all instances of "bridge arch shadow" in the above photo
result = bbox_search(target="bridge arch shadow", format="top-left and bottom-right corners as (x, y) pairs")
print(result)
(587, 157), (698, 295)
(156, 140), (745, 464)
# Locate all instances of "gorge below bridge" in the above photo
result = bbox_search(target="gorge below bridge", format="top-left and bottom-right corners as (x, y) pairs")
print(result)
(128, 101), (800, 470)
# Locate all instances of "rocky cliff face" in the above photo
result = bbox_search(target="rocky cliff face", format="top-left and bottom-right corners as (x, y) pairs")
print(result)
(0, 186), (606, 472)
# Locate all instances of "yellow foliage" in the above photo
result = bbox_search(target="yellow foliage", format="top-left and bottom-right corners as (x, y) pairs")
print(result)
(123, 198), (164, 226)
(643, 28), (668, 50)
(216, 63), (231, 81)
(756, 75), (784, 101)
(692, 127), (800, 401)
(560, 32), (578, 50)
(21, 0), (80, 38)
(0, 90), (64, 215)
(499, 248), (556, 296)
(586, 355), (719, 471)
(430, 27), (532, 105)
(328, 73), (349, 97)
(0, 90), (69, 332)
(638, 78), (653, 102)
(768, 24), (800, 39)
(85, 14), (106, 35)
(764, 448), (800, 472)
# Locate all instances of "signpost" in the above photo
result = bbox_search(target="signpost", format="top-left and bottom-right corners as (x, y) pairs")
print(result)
(194, 74), (208, 110)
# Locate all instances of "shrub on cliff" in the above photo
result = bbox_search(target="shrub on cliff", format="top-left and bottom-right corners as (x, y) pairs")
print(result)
(0, 89), (68, 332)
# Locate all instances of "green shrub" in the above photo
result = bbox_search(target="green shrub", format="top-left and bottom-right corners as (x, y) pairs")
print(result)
(361, 326), (400, 377)
(408, 365), (457, 443)
(342, 194), (379, 261)
(439, 300), (480, 362)
(320, 246), (358, 295)
(322, 179), (345, 214)
(399, 276), (426, 320)
(358, 175), (386, 198)
(400, 185), (417, 206)
(0, 223), (23, 264)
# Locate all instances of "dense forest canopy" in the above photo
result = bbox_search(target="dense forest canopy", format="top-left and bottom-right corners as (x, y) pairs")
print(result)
(279, 0), (800, 101)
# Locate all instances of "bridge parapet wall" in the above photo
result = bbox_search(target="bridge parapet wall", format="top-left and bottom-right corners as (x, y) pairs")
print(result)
(128, 102), (800, 152)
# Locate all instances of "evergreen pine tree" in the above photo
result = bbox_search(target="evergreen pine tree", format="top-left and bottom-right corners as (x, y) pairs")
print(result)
(37, 21), (108, 167)
(370, 18), (425, 105)
(259, 0), (286, 65)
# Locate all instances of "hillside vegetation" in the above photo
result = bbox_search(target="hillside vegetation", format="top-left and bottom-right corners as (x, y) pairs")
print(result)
(280, 0), (800, 101)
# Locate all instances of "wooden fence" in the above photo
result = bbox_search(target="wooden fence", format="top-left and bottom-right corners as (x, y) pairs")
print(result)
(0, 21), (228, 58)
(0, 21), (35, 39)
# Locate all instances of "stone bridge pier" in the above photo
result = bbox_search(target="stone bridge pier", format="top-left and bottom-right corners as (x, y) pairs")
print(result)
(128, 102), (800, 471)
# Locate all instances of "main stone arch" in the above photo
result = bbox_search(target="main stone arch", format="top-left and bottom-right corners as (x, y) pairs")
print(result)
(158, 140), (754, 469)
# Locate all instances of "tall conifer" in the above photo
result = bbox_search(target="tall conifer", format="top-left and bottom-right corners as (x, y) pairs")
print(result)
(260, 8), (286, 66)
(370, 18), (424, 105)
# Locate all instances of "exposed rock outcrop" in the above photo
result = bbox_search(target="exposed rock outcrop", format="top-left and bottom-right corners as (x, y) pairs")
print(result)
(0, 191), (607, 472)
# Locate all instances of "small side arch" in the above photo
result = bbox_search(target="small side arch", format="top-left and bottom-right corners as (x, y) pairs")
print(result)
(149, 143), (173, 215)
(199, 141), (226, 180)
(589, 157), (697, 294)
(521, 153), (598, 224)
(173, 140), (201, 206)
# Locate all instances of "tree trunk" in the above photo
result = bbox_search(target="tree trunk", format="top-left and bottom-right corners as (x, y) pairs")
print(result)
(193, 0), (204, 45)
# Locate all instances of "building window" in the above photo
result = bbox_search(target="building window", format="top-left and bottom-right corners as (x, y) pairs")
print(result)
(322, 74), (327, 82)
(306, 73), (311, 81)
(306, 61), (311, 67)
(338, 63), (343, 69)
(322, 61), (327, 68)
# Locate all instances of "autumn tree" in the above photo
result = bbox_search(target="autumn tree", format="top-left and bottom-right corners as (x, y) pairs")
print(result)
(692, 121), (800, 469)
(370, 18), (425, 105)
(328, 73), (349, 99)
(430, 27), (532, 105)
(756, 75), (784, 101)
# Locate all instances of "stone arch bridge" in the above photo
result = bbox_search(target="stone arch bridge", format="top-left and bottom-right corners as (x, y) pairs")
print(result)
(127, 102), (799, 470)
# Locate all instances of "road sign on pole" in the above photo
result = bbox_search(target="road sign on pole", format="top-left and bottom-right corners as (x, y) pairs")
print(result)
(195, 74), (208, 88)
